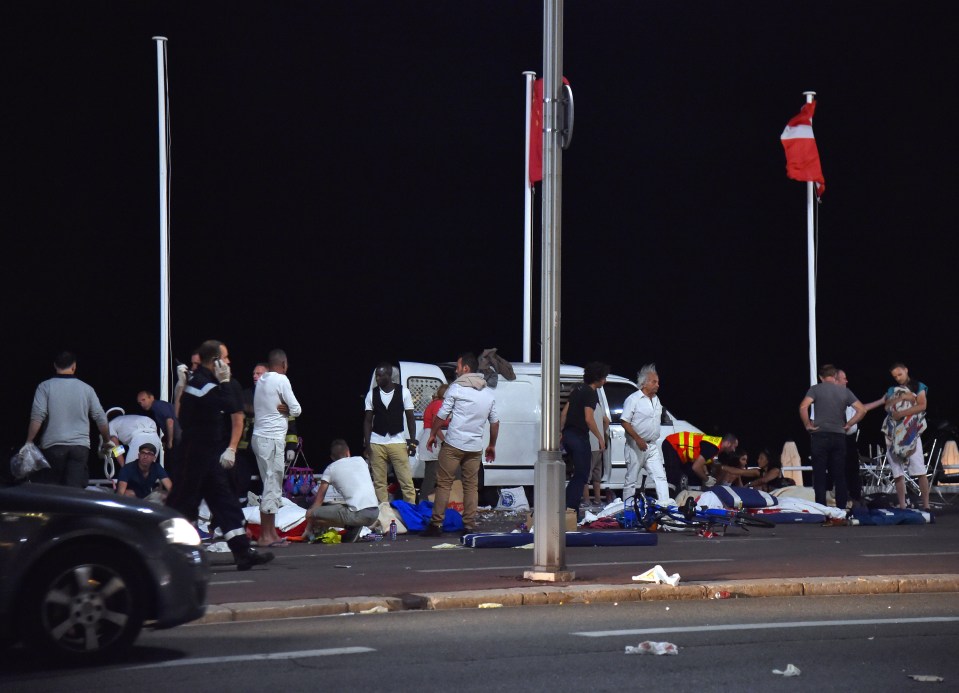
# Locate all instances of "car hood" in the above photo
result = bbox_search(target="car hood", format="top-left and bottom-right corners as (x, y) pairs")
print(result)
(0, 483), (181, 524)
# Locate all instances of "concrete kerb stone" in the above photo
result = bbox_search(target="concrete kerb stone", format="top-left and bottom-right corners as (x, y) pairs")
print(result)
(195, 574), (959, 623)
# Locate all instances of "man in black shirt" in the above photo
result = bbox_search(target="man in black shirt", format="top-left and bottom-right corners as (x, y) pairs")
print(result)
(561, 362), (610, 510)
(167, 340), (273, 571)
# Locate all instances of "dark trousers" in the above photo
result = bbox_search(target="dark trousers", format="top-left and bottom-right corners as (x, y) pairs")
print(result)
(564, 429), (591, 509)
(811, 432), (848, 509)
(844, 434), (862, 502)
(167, 440), (250, 556)
(34, 445), (90, 488)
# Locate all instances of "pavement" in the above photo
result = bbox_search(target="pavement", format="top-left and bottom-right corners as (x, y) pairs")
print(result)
(194, 500), (959, 625)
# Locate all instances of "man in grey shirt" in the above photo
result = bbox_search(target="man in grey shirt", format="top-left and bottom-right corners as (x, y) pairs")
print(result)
(798, 363), (866, 511)
(25, 351), (112, 488)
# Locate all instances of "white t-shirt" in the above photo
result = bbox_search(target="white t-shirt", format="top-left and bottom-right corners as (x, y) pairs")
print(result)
(321, 456), (378, 511)
(253, 371), (302, 441)
(621, 391), (662, 443)
(437, 382), (499, 452)
(364, 387), (414, 445)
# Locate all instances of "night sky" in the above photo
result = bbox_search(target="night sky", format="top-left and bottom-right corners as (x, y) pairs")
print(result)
(5, 2), (955, 469)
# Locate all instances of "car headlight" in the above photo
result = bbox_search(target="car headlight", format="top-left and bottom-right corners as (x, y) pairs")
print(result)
(161, 517), (202, 546)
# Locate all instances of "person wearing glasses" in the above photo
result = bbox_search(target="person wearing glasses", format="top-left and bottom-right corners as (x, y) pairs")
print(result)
(116, 442), (172, 501)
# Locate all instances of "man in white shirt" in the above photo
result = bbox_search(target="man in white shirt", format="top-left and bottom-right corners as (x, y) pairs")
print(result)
(620, 363), (669, 505)
(363, 363), (417, 505)
(252, 349), (302, 547)
(423, 352), (499, 536)
(107, 409), (162, 468)
(306, 440), (380, 543)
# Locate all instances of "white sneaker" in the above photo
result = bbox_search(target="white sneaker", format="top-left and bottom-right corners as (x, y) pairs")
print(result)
(704, 477), (717, 488)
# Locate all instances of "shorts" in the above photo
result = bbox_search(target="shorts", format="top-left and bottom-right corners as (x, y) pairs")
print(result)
(589, 450), (604, 483)
(251, 435), (285, 514)
(887, 438), (926, 478)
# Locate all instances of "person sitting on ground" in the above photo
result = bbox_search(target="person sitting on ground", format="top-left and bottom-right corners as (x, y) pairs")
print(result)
(714, 450), (761, 486)
(115, 443), (172, 501)
(747, 449), (792, 492)
(305, 439), (380, 543)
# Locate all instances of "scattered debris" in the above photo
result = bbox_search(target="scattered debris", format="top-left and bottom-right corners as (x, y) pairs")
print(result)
(512, 543), (534, 549)
(772, 664), (801, 677)
(334, 564), (351, 569)
(431, 543), (461, 549)
(625, 641), (678, 655)
(358, 605), (389, 614)
(711, 590), (732, 599)
(205, 541), (231, 553)
(478, 603), (503, 609)
(908, 675), (944, 683)
(632, 564), (680, 586)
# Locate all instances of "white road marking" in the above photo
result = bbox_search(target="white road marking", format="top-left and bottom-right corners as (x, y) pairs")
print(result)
(418, 558), (733, 573)
(861, 551), (959, 557)
(123, 647), (375, 669)
(207, 580), (255, 586)
(573, 616), (959, 638)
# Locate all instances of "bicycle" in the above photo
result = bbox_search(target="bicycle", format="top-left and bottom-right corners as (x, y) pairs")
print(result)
(628, 483), (775, 534)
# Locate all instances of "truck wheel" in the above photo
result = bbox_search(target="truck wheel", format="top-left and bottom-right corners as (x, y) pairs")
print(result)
(23, 545), (145, 662)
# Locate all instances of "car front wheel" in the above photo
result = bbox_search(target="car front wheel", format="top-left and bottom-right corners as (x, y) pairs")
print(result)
(24, 545), (145, 662)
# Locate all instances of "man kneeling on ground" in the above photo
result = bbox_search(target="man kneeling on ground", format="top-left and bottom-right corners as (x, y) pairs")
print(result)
(306, 439), (379, 543)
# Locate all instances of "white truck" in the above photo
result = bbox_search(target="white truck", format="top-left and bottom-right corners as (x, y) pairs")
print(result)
(383, 361), (700, 493)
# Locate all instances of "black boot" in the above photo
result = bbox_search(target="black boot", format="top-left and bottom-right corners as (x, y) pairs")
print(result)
(228, 535), (275, 571)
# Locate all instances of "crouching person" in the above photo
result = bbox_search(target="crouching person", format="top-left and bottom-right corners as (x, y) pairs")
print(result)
(306, 439), (379, 543)
(116, 442), (172, 503)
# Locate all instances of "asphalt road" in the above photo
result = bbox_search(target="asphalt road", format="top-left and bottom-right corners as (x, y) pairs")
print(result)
(4, 594), (958, 691)
(200, 512), (959, 605)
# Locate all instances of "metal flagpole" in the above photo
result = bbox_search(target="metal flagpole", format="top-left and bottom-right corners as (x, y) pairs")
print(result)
(154, 36), (171, 403)
(804, 90), (817, 386)
(523, 71), (536, 364)
(526, 0), (572, 582)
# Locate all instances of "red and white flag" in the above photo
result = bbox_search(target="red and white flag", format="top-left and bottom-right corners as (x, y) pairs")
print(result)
(781, 101), (825, 198)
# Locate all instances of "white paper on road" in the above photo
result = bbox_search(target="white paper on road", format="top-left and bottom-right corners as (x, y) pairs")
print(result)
(632, 564), (680, 586)
(772, 664), (801, 677)
(625, 641), (678, 655)
(242, 498), (307, 531)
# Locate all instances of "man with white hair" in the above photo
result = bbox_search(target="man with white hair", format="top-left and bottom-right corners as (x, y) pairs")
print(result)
(620, 364), (669, 504)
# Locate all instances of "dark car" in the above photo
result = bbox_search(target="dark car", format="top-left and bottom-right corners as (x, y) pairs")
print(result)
(0, 483), (208, 662)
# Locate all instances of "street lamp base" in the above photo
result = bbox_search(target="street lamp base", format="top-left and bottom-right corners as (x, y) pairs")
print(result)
(524, 570), (576, 582)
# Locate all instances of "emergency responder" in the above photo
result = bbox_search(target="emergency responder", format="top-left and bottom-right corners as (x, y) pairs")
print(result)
(662, 431), (738, 489)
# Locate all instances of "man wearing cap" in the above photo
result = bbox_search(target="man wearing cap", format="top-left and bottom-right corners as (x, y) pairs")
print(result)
(116, 443), (172, 500)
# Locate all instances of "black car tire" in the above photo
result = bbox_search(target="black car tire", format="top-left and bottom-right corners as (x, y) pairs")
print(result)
(22, 545), (145, 662)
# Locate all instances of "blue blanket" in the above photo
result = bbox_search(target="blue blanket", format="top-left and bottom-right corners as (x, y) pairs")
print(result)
(850, 507), (928, 525)
(391, 500), (464, 532)
(709, 485), (779, 509)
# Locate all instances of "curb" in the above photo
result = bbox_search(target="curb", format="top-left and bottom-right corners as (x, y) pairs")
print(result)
(194, 573), (959, 624)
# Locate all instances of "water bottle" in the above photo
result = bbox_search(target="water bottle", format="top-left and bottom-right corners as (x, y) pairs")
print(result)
(389, 519), (397, 541)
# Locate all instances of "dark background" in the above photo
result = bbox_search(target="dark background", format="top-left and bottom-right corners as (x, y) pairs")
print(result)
(4, 2), (955, 470)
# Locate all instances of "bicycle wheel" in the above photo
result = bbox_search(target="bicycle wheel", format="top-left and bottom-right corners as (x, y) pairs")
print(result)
(734, 511), (775, 529)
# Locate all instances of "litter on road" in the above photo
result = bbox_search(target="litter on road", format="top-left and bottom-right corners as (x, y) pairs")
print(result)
(625, 641), (678, 655)
(632, 564), (680, 586)
(772, 664), (801, 677)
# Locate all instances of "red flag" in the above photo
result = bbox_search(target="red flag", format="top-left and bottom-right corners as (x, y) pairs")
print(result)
(528, 79), (544, 184)
(781, 101), (825, 198)
(528, 77), (570, 185)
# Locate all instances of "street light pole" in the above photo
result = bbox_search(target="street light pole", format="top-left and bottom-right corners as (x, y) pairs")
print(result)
(526, 0), (573, 582)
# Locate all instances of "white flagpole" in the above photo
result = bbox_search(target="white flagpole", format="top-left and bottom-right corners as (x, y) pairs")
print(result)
(154, 37), (171, 402)
(522, 71), (536, 363)
(804, 90), (817, 386)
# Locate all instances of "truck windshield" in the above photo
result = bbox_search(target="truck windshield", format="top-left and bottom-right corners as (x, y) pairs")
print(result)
(602, 381), (638, 424)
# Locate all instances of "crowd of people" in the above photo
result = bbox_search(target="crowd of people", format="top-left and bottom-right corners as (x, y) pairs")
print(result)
(20, 346), (933, 571)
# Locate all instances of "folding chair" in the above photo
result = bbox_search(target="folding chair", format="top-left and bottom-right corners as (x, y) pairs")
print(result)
(925, 428), (959, 506)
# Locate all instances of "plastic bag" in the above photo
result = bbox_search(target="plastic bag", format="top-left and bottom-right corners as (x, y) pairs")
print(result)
(11, 443), (50, 479)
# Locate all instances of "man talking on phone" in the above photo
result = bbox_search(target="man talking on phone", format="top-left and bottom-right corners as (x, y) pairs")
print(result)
(167, 339), (274, 570)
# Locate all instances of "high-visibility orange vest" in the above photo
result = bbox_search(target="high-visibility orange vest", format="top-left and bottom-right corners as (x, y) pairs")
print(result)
(666, 432), (723, 464)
